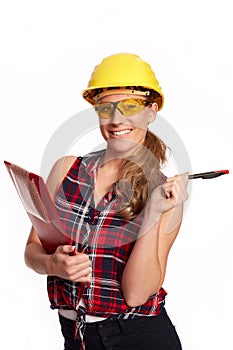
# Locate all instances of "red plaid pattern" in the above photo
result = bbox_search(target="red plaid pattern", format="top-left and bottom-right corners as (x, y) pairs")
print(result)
(47, 150), (167, 320)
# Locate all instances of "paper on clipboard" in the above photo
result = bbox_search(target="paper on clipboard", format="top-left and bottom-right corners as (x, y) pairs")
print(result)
(4, 160), (69, 253)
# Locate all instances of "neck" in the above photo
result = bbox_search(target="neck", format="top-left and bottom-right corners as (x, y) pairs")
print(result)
(101, 151), (126, 172)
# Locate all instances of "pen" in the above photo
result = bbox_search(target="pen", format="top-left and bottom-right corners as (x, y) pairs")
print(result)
(188, 170), (229, 180)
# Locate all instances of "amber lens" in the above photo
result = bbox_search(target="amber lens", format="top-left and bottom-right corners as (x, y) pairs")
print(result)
(95, 99), (148, 119)
(94, 103), (114, 119)
(117, 99), (148, 117)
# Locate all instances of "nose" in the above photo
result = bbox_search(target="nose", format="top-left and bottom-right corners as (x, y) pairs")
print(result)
(110, 107), (125, 124)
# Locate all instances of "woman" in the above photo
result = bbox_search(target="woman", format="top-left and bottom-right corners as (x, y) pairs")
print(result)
(25, 53), (188, 350)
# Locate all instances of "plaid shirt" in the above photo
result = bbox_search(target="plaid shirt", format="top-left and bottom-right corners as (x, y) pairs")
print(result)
(47, 150), (167, 343)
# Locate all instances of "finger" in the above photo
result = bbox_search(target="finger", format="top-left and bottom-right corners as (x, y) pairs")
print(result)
(72, 266), (92, 282)
(75, 275), (92, 283)
(63, 258), (92, 274)
(64, 262), (92, 278)
(165, 172), (189, 183)
(73, 253), (91, 264)
(163, 182), (185, 206)
(179, 172), (189, 186)
(163, 182), (179, 196)
(164, 176), (188, 193)
(72, 259), (92, 271)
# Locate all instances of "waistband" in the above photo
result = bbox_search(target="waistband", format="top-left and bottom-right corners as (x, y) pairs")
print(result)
(58, 308), (107, 323)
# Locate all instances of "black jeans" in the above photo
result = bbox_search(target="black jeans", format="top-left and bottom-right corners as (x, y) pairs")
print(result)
(59, 308), (182, 350)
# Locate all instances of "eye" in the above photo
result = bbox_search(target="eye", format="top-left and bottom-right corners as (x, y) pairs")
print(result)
(120, 100), (140, 110)
(120, 100), (146, 115)
(95, 103), (113, 114)
(124, 103), (138, 110)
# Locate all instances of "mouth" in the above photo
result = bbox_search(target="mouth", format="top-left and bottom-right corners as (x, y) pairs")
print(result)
(110, 129), (133, 137)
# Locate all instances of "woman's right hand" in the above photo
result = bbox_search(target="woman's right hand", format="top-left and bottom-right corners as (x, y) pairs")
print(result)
(25, 156), (92, 282)
(48, 245), (92, 283)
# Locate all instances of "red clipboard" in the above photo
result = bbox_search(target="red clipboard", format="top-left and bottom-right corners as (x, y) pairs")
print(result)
(4, 160), (70, 253)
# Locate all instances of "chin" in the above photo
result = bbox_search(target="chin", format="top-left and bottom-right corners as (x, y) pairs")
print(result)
(107, 138), (142, 158)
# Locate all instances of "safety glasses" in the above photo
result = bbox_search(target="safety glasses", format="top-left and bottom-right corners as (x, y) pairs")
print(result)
(94, 98), (150, 119)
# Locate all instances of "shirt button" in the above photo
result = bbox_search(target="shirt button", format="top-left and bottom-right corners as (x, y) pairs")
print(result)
(98, 324), (103, 329)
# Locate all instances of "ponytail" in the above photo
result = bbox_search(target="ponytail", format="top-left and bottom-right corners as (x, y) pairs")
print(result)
(115, 130), (168, 221)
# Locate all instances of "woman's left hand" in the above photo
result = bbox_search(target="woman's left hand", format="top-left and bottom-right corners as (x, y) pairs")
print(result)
(147, 172), (189, 214)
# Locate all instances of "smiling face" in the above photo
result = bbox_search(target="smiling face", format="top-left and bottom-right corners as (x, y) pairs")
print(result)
(96, 93), (158, 157)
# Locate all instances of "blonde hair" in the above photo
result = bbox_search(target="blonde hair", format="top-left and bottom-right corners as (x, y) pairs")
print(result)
(115, 130), (168, 221)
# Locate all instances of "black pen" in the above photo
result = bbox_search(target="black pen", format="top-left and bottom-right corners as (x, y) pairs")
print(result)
(188, 170), (229, 180)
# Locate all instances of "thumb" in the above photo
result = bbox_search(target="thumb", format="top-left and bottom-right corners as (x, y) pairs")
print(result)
(56, 245), (76, 255)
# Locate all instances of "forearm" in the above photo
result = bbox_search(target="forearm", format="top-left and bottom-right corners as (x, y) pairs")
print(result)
(24, 242), (52, 275)
(121, 173), (188, 308)
(121, 212), (162, 307)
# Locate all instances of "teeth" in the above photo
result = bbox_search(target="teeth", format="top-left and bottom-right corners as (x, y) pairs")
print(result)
(112, 129), (132, 136)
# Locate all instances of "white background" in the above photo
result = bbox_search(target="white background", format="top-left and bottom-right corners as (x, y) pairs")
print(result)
(1, 1), (232, 349)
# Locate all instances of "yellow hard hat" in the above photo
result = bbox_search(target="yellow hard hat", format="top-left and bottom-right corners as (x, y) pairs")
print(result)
(82, 53), (164, 110)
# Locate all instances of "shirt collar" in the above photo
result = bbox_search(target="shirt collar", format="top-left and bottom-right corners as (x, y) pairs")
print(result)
(82, 149), (106, 175)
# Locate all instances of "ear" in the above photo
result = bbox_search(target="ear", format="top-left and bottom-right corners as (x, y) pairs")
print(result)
(148, 102), (158, 123)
